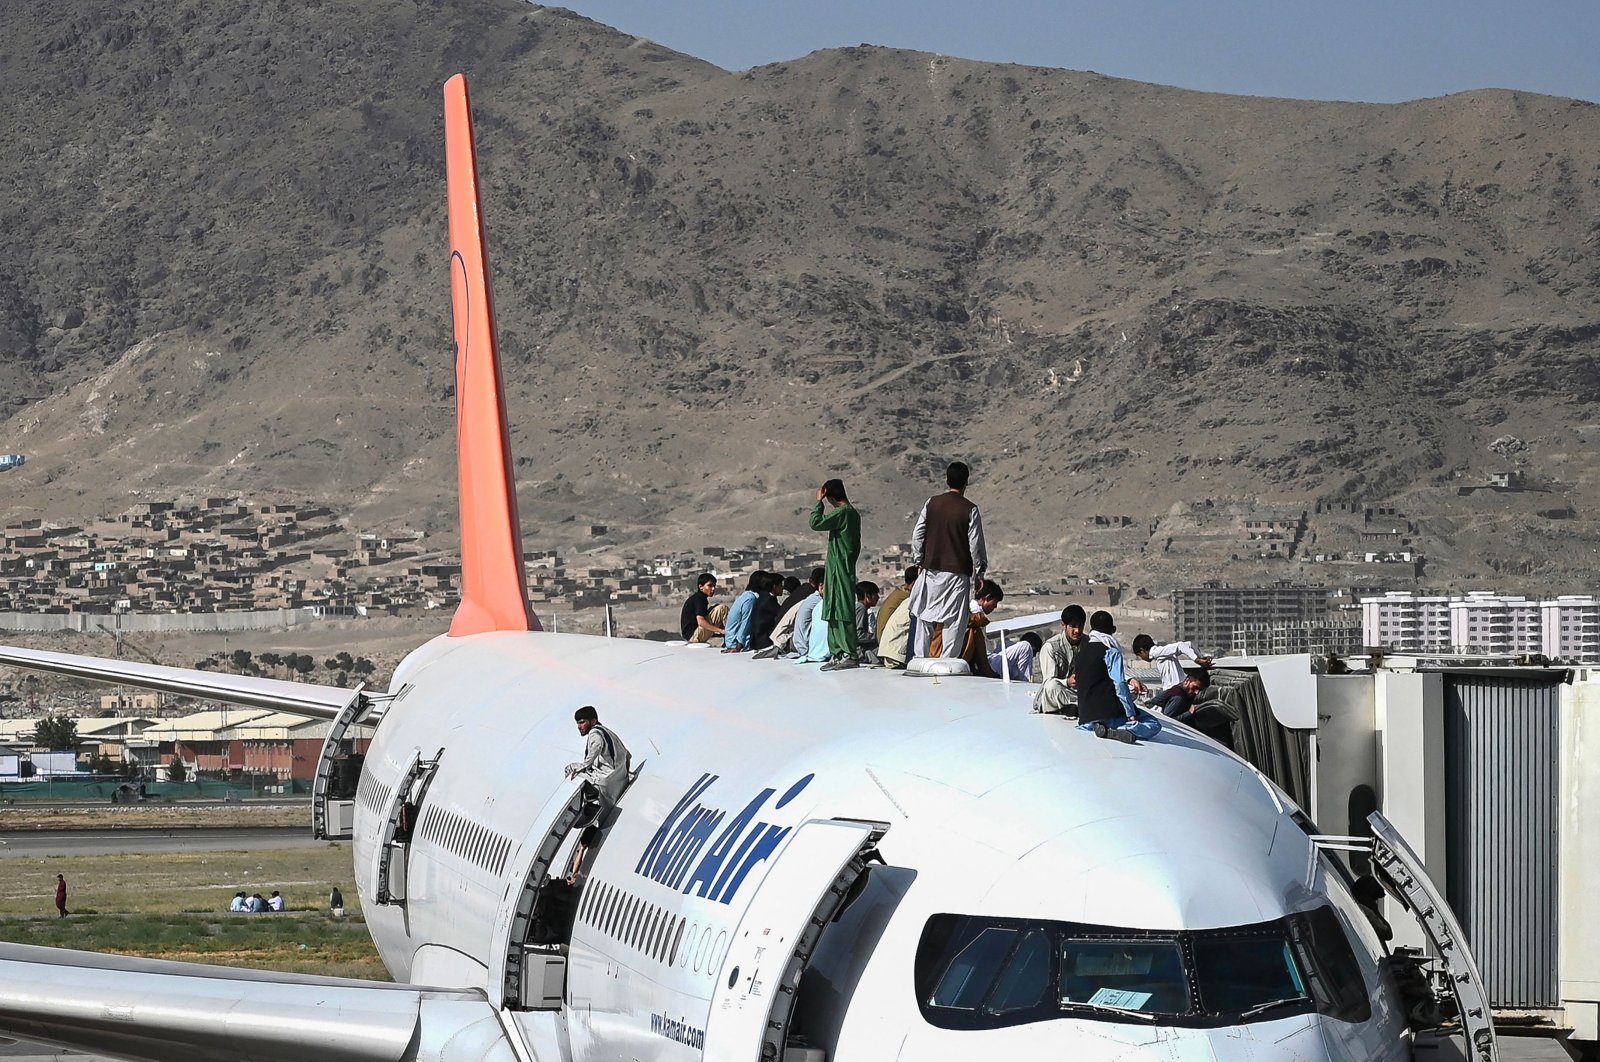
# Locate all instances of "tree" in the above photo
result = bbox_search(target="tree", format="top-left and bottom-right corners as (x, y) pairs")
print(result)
(167, 758), (188, 782)
(89, 752), (121, 776)
(33, 715), (78, 750)
(291, 654), (316, 677)
(230, 649), (254, 673)
(352, 657), (376, 678)
(259, 651), (282, 674)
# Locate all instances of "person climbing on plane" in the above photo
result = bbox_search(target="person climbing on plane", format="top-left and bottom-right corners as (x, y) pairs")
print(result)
(565, 705), (631, 824)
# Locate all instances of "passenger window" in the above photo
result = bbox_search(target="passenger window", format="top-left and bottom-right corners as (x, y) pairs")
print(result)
(930, 927), (1018, 1009)
(986, 929), (1052, 1015)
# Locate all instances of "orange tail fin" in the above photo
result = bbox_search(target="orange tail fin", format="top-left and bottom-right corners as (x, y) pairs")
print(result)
(443, 74), (539, 636)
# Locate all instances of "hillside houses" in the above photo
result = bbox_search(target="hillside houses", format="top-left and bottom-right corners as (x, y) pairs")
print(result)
(2, 496), (953, 633)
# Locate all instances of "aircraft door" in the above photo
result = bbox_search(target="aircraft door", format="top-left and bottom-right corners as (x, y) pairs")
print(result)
(703, 818), (886, 1062)
(1366, 812), (1497, 1062)
(311, 686), (380, 840)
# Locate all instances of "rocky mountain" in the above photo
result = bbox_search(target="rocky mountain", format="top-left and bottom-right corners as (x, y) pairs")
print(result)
(2, 0), (1598, 596)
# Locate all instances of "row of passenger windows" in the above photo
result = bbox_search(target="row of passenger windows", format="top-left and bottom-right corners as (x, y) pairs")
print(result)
(419, 805), (512, 876)
(579, 880), (685, 965)
(356, 772), (393, 817)
(575, 881), (736, 981)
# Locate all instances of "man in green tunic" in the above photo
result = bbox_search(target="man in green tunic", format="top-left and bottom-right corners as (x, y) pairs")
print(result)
(809, 478), (862, 670)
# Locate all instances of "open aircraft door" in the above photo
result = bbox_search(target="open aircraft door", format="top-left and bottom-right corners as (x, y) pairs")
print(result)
(1367, 812), (1498, 1062)
(704, 818), (886, 1062)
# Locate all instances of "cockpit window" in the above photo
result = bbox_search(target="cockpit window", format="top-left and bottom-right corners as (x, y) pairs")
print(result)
(1190, 934), (1306, 1015)
(917, 909), (1368, 1031)
(988, 929), (1052, 1015)
(1060, 938), (1188, 1014)
(930, 927), (1018, 1009)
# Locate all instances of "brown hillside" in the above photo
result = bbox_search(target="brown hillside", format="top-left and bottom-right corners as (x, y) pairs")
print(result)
(2, 0), (1597, 594)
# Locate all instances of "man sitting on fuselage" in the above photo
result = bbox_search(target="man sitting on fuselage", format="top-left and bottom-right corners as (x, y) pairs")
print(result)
(1034, 604), (1087, 715)
(1076, 611), (1162, 744)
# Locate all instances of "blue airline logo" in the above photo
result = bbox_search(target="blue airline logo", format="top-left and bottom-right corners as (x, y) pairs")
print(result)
(633, 772), (814, 905)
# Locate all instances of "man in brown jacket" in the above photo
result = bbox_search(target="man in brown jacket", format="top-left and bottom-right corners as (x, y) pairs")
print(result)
(907, 462), (987, 659)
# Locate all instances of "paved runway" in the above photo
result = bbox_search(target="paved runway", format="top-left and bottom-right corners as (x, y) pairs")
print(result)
(0, 827), (321, 858)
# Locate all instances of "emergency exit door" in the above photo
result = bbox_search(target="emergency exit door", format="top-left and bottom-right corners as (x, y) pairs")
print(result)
(703, 818), (885, 1060)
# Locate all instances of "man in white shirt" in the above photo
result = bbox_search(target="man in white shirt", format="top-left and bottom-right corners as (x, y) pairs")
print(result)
(267, 891), (285, 912)
(1131, 635), (1213, 690)
(987, 632), (1042, 681)
(565, 705), (631, 817)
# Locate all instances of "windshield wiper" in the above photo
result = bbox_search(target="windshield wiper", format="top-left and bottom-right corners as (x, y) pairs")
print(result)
(1236, 996), (1309, 1020)
(1061, 1001), (1161, 1023)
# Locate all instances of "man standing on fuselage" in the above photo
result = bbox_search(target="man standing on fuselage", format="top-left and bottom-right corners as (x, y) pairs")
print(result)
(809, 479), (862, 671)
(909, 462), (987, 660)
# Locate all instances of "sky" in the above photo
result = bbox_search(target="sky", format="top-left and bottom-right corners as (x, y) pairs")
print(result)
(553, 0), (1600, 105)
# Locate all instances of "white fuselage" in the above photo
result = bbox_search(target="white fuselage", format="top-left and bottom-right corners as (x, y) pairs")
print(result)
(349, 631), (1412, 1060)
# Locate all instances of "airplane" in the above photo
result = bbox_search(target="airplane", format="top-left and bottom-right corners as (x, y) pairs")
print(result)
(0, 75), (1498, 1062)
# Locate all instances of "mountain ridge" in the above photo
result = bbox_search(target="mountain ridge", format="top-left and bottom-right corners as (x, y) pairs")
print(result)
(2, 0), (1597, 595)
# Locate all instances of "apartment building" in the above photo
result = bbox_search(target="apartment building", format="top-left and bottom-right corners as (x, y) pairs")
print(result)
(1542, 596), (1600, 663)
(1361, 592), (1452, 652)
(1172, 585), (1333, 652)
(1362, 591), (1600, 663)
(1229, 620), (1363, 657)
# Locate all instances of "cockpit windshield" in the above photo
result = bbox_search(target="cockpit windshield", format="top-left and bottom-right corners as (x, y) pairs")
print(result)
(916, 907), (1369, 1030)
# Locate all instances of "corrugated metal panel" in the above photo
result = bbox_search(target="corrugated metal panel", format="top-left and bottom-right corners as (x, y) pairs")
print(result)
(1443, 674), (1562, 1009)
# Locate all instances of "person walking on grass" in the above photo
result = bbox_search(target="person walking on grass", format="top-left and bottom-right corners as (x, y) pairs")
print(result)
(809, 478), (862, 670)
(54, 874), (69, 917)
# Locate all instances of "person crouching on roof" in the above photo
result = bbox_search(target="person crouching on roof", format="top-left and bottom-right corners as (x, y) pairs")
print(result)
(565, 706), (631, 819)
(1076, 611), (1162, 744)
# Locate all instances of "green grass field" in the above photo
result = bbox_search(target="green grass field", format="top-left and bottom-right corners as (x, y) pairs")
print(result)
(0, 844), (387, 978)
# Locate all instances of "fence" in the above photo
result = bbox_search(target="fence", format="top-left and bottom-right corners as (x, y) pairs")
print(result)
(0, 776), (307, 801)
(0, 609), (324, 634)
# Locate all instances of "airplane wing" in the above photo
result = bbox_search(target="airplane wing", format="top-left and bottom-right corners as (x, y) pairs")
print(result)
(0, 943), (519, 1062)
(0, 645), (363, 721)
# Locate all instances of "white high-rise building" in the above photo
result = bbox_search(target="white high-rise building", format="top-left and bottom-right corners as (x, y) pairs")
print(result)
(1542, 596), (1600, 664)
(1361, 592), (1451, 652)
(1448, 592), (1542, 655)
(1361, 591), (1600, 663)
